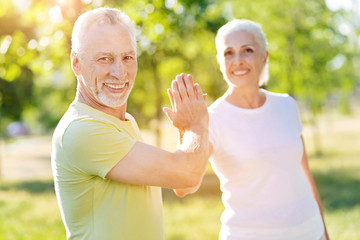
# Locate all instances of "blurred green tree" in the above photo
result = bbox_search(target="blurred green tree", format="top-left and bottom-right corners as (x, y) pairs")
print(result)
(227, 0), (359, 154)
(0, 0), (358, 151)
(117, 0), (227, 146)
(0, 0), (83, 134)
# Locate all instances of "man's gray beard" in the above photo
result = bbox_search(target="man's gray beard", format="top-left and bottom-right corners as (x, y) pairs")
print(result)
(98, 92), (129, 108)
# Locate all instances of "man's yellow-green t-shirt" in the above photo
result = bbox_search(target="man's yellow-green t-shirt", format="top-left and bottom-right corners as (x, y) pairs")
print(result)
(51, 101), (164, 240)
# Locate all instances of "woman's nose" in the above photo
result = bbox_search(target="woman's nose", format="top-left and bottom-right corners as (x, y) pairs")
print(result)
(234, 52), (244, 65)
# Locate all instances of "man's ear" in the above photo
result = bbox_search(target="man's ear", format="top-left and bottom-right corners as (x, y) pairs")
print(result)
(71, 51), (81, 76)
(263, 50), (269, 64)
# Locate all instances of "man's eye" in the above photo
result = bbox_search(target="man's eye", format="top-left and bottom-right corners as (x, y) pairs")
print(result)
(245, 48), (254, 53)
(124, 56), (134, 61)
(98, 57), (111, 62)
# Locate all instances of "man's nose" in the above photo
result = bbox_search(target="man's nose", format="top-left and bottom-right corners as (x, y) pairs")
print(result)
(110, 60), (126, 79)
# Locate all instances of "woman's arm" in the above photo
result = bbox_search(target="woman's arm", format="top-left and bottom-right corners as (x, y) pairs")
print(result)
(300, 136), (330, 240)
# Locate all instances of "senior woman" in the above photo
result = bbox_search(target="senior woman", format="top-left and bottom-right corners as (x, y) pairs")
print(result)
(171, 19), (329, 240)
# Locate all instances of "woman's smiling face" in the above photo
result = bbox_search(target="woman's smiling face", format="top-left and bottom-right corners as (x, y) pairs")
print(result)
(218, 30), (268, 89)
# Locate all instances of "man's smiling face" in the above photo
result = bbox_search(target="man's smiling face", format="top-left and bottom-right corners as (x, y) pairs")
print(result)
(76, 22), (137, 108)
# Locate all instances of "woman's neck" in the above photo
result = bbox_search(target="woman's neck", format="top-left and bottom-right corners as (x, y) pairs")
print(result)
(224, 86), (266, 109)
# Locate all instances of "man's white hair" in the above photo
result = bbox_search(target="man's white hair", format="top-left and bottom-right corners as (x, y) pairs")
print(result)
(215, 19), (269, 86)
(71, 7), (136, 56)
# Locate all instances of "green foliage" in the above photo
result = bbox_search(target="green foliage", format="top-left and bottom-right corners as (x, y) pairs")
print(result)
(0, 0), (359, 137)
(0, 0), (77, 135)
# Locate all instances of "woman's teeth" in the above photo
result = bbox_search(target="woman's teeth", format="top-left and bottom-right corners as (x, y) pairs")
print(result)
(233, 70), (248, 75)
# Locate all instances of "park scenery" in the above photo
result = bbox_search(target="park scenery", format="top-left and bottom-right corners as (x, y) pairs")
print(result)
(0, 0), (359, 239)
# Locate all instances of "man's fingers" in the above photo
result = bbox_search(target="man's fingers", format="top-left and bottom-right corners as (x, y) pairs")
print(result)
(195, 83), (204, 101)
(163, 107), (174, 121)
(176, 74), (188, 100)
(187, 74), (196, 96)
(172, 80), (182, 105)
(188, 74), (194, 86)
(184, 74), (195, 100)
(167, 88), (175, 110)
(203, 93), (207, 101)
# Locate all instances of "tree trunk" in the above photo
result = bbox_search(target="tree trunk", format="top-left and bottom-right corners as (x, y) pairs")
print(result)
(151, 59), (162, 147)
(311, 114), (323, 157)
(0, 94), (3, 181)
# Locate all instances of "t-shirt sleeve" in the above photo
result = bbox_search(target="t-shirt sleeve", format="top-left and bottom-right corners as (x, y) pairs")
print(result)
(62, 119), (136, 178)
(209, 111), (220, 155)
(288, 96), (303, 135)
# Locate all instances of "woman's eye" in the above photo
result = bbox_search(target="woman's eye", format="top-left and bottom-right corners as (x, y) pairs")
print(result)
(245, 48), (254, 53)
(224, 51), (233, 57)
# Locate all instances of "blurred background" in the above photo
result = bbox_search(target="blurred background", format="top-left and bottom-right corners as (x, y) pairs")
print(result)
(0, 0), (359, 239)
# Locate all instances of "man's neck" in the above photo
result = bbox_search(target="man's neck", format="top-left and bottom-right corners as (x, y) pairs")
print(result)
(75, 92), (128, 121)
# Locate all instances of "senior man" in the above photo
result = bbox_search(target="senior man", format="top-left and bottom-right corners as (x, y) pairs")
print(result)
(51, 7), (209, 240)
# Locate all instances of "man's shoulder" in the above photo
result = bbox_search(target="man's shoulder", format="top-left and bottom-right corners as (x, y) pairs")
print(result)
(53, 103), (108, 144)
(53, 102), (140, 149)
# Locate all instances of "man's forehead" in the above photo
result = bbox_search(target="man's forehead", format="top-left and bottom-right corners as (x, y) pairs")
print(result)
(93, 50), (136, 56)
(84, 22), (129, 38)
(80, 23), (136, 53)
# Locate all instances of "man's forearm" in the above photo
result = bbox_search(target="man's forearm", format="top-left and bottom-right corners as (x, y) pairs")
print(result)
(175, 126), (209, 189)
(162, 73), (209, 189)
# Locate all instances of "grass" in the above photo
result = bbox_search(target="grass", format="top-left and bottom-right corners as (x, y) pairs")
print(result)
(0, 112), (359, 239)
(163, 197), (223, 240)
(162, 173), (223, 240)
(0, 180), (65, 240)
(304, 115), (360, 239)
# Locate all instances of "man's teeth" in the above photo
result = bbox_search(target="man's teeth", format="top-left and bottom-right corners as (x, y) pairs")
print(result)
(105, 83), (126, 89)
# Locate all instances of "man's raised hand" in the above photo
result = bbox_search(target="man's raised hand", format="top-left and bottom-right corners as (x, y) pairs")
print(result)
(163, 73), (208, 132)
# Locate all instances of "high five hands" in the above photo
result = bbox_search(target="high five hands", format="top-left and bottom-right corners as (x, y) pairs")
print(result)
(163, 73), (208, 133)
